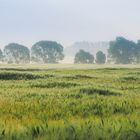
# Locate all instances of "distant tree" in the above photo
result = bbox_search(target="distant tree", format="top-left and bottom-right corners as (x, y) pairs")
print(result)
(4, 43), (30, 64)
(108, 37), (136, 64)
(74, 49), (94, 64)
(0, 49), (3, 62)
(31, 41), (64, 63)
(135, 40), (140, 63)
(96, 51), (106, 64)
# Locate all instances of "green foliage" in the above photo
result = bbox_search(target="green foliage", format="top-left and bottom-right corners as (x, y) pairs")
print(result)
(96, 51), (106, 64)
(0, 72), (44, 80)
(31, 82), (78, 88)
(108, 37), (138, 64)
(0, 49), (3, 61)
(135, 41), (140, 63)
(31, 41), (64, 63)
(0, 67), (139, 139)
(74, 49), (94, 64)
(4, 43), (30, 64)
(80, 88), (120, 96)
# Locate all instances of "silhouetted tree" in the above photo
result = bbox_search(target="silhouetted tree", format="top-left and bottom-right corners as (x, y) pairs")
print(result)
(4, 43), (30, 64)
(0, 49), (3, 62)
(108, 37), (136, 64)
(74, 49), (94, 64)
(96, 51), (106, 64)
(31, 41), (64, 63)
(135, 40), (140, 63)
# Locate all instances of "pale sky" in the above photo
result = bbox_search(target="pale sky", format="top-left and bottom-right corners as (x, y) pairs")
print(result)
(0, 0), (140, 48)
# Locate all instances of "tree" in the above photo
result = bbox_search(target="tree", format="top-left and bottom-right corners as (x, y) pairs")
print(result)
(74, 49), (94, 64)
(108, 37), (136, 64)
(96, 51), (106, 64)
(31, 41), (64, 63)
(4, 43), (30, 64)
(0, 49), (3, 62)
(135, 40), (140, 63)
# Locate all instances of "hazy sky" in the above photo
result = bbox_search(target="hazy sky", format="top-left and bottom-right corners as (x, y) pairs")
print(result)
(0, 0), (140, 48)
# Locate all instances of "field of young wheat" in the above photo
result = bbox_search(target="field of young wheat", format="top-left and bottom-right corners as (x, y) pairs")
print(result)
(0, 66), (139, 140)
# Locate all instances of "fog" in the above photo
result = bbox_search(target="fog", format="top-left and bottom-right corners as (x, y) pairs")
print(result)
(0, 0), (140, 48)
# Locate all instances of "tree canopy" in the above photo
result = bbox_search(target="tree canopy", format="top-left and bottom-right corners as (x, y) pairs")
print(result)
(108, 37), (138, 64)
(96, 51), (106, 64)
(135, 41), (140, 63)
(31, 41), (64, 63)
(0, 37), (139, 64)
(0, 49), (3, 61)
(4, 43), (30, 64)
(74, 49), (94, 64)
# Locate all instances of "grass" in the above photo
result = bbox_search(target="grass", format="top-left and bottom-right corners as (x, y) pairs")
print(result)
(0, 64), (139, 139)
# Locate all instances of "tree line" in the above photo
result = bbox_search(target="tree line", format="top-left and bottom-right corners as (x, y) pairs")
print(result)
(0, 37), (140, 64)
(0, 41), (64, 64)
(75, 37), (140, 64)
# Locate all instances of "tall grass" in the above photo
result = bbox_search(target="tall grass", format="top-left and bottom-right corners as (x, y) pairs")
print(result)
(0, 67), (139, 139)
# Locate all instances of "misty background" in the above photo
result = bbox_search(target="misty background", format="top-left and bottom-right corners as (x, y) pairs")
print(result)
(0, 0), (140, 63)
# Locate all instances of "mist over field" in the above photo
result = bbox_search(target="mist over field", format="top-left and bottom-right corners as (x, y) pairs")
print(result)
(0, 0), (140, 47)
(0, 0), (140, 64)
(63, 41), (109, 63)
(0, 0), (140, 140)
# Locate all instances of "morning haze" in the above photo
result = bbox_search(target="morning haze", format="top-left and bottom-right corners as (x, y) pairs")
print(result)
(0, 0), (140, 48)
(0, 1), (140, 139)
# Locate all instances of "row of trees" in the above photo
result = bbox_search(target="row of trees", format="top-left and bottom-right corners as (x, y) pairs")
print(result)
(0, 37), (140, 64)
(74, 50), (106, 64)
(0, 41), (64, 64)
(74, 37), (140, 64)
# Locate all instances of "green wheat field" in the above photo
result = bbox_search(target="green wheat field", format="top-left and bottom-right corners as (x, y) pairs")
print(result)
(0, 64), (140, 140)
